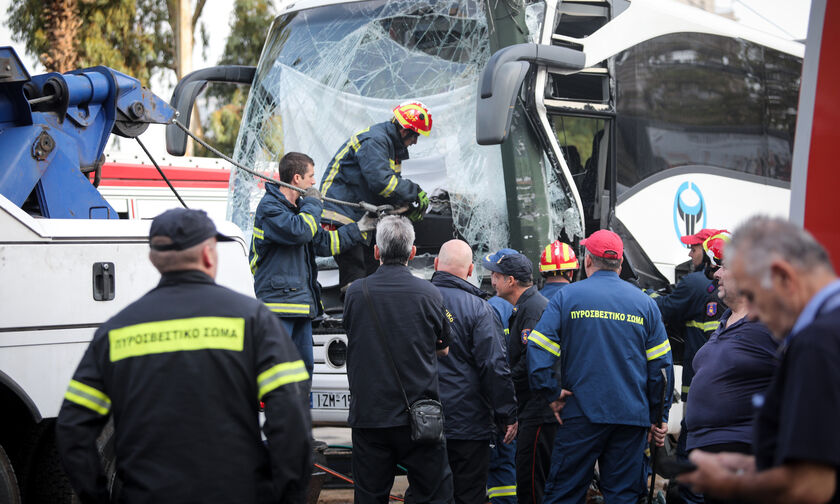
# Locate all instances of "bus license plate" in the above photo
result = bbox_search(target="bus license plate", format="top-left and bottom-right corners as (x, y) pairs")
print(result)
(311, 391), (350, 409)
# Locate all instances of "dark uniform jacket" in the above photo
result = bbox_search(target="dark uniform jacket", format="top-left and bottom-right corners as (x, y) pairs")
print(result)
(529, 270), (674, 427)
(654, 269), (717, 399)
(507, 286), (553, 425)
(343, 264), (450, 428)
(251, 184), (363, 318)
(431, 271), (517, 440)
(56, 270), (312, 504)
(319, 121), (421, 224)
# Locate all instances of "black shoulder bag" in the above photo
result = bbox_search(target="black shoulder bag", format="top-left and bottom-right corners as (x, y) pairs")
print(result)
(361, 279), (444, 443)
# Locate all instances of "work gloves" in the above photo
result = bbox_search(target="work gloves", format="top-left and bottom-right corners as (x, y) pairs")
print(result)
(303, 186), (322, 201)
(357, 213), (378, 232)
(407, 190), (429, 222)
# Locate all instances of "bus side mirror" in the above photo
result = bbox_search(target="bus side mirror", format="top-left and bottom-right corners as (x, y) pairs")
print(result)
(476, 43), (586, 145)
(165, 65), (256, 156)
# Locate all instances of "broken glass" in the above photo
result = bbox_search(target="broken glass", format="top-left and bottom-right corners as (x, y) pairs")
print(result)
(228, 0), (512, 266)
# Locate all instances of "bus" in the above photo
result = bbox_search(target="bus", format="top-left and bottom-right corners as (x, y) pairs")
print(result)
(166, 0), (803, 425)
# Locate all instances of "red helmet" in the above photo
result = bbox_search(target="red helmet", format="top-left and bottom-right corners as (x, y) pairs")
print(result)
(540, 240), (579, 272)
(393, 101), (432, 137)
(703, 231), (731, 266)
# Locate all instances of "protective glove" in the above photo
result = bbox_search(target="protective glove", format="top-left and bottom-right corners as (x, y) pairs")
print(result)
(407, 190), (429, 222)
(416, 190), (430, 212)
(303, 186), (322, 201)
(357, 213), (378, 232)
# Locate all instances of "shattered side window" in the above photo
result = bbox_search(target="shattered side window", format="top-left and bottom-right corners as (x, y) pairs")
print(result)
(228, 0), (509, 262)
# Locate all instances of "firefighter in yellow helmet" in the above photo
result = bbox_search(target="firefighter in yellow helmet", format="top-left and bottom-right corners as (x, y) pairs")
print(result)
(539, 240), (580, 300)
(318, 101), (433, 291)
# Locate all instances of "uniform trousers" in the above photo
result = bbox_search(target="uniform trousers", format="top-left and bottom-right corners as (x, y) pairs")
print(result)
(487, 432), (517, 504)
(446, 439), (491, 504)
(277, 317), (313, 377)
(335, 240), (379, 291)
(544, 417), (647, 504)
(516, 421), (558, 504)
(352, 426), (453, 504)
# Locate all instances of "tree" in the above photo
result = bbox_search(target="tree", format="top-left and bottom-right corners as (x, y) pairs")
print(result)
(196, 0), (275, 157)
(5, 0), (204, 87)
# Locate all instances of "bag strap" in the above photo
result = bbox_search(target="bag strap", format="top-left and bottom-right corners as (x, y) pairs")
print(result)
(361, 278), (411, 411)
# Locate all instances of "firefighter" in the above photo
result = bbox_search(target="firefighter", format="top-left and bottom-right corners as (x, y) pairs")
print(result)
(527, 229), (674, 504)
(250, 152), (375, 378)
(539, 240), (579, 300)
(484, 249), (554, 504)
(700, 232), (733, 339)
(56, 208), (312, 504)
(485, 248), (518, 504)
(652, 228), (726, 504)
(319, 102), (432, 291)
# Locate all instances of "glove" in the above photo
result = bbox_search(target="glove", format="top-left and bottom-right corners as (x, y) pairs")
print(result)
(407, 190), (429, 222)
(357, 213), (378, 232)
(303, 186), (322, 201)
(416, 190), (430, 212)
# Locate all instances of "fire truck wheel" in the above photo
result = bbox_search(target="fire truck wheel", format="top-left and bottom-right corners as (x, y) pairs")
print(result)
(0, 444), (21, 504)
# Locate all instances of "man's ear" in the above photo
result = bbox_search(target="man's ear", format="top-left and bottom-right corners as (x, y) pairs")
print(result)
(409, 245), (417, 261)
(374, 244), (381, 261)
(467, 263), (474, 278)
(434, 257), (439, 271)
(770, 259), (797, 292)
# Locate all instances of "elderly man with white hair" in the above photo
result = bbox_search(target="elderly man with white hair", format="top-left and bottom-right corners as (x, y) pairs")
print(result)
(680, 216), (840, 504)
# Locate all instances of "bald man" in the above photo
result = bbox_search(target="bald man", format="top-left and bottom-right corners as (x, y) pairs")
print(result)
(432, 240), (518, 504)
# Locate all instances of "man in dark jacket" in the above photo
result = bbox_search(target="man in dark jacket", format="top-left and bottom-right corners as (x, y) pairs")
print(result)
(680, 217), (840, 504)
(484, 249), (554, 504)
(320, 102), (432, 291)
(431, 239), (518, 504)
(57, 208), (312, 504)
(344, 215), (453, 504)
(251, 152), (374, 376)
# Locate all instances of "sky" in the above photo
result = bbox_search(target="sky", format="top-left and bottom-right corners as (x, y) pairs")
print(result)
(0, 0), (813, 159)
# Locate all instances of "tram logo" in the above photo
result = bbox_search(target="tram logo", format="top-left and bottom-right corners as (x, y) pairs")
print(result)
(673, 182), (707, 246)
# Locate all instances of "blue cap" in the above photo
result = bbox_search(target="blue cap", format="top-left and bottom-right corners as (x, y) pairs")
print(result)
(483, 249), (532, 282)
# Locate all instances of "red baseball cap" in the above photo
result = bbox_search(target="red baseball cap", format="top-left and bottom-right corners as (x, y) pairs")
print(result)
(680, 228), (722, 246)
(581, 229), (623, 259)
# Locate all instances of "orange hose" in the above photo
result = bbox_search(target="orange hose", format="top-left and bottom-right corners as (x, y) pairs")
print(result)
(314, 462), (405, 502)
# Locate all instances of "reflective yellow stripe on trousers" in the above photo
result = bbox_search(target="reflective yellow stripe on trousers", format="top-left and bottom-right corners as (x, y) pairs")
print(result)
(487, 485), (516, 498)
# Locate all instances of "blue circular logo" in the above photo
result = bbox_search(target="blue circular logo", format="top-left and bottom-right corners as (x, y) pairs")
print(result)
(673, 182), (706, 246)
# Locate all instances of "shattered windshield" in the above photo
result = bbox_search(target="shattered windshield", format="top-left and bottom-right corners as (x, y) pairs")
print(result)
(227, 0), (510, 262)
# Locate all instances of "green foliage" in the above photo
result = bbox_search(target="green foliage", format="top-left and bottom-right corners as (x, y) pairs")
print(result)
(197, 0), (275, 157)
(5, 0), (174, 86)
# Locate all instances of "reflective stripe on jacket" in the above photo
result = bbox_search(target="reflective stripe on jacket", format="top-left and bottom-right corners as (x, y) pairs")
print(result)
(319, 121), (420, 224)
(251, 184), (363, 318)
(654, 269), (718, 398)
(55, 271), (312, 504)
(528, 270), (674, 427)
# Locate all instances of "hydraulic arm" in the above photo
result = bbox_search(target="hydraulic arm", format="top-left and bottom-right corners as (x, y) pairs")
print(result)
(0, 46), (176, 219)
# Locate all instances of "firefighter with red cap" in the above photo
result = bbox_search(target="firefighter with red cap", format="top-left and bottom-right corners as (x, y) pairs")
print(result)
(319, 102), (433, 291)
(527, 229), (673, 503)
(652, 228), (727, 504)
(539, 240), (579, 300)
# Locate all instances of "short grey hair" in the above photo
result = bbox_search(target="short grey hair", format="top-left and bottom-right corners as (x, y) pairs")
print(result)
(376, 215), (415, 265)
(585, 250), (621, 271)
(727, 215), (834, 286)
(149, 237), (211, 272)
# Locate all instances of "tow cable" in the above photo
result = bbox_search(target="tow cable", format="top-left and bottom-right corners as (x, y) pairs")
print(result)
(314, 462), (405, 502)
(154, 120), (403, 217)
